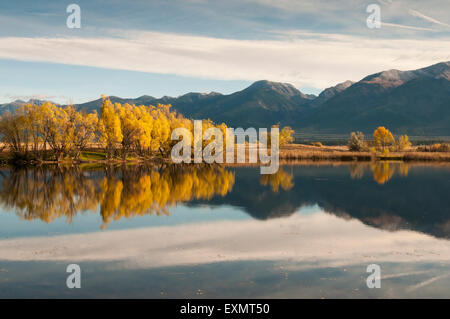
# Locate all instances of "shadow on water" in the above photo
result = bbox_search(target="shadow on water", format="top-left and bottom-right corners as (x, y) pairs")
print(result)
(0, 162), (449, 238)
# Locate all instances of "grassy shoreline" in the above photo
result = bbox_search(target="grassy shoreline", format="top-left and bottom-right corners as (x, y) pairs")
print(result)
(279, 144), (450, 162)
(1, 143), (449, 166)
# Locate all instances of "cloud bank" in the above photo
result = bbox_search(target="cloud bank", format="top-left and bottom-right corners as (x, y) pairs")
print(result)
(0, 30), (449, 89)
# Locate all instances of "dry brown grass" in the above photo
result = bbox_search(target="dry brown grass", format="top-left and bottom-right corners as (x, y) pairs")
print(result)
(402, 152), (450, 161)
(278, 144), (450, 162)
(279, 144), (373, 161)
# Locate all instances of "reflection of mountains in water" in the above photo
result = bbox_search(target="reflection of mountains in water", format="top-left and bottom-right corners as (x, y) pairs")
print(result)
(192, 163), (450, 239)
(0, 163), (449, 239)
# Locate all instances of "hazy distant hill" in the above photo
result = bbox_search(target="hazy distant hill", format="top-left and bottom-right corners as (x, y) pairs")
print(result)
(1, 61), (449, 136)
(76, 95), (157, 113)
(0, 99), (58, 114)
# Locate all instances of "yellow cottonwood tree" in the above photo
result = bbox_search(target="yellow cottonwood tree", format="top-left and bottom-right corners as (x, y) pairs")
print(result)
(280, 126), (295, 146)
(0, 109), (29, 155)
(134, 105), (154, 155)
(117, 103), (142, 159)
(99, 99), (123, 159)
(72, 110), (98, 159)
(373, 126), (394, 152)
(44, 105), (75, 160)
(150, 106), (171, 155)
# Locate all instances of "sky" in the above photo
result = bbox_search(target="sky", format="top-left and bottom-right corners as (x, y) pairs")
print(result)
(0, 0), (449, 104)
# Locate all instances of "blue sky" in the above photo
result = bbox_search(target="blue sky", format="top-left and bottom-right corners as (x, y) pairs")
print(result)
(0, 0), (449, 103)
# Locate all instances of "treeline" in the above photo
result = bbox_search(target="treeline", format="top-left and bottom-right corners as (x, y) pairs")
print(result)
(0, 98), (211, 161)
(0, 97), (295, 162)
(0, 98), (195, 161)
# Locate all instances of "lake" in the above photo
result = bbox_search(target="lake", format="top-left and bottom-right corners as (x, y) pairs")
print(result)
(0, 162), (449, 298)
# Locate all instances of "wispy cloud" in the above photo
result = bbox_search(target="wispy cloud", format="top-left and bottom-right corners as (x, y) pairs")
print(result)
(0, 30), (449, 90)
(409, 9), (450, 28)
(381, 22), (436, 31)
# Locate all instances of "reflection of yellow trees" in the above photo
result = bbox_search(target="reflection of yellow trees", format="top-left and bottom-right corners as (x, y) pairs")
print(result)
(0, 166), (234, 228)
(371, 162), (396, 184)
(260, 168), (294, 192)
(0, 168), (99, 223)
(98, 166), (235, 227)
(397, 163), (409, 177)
(371, 162), (410, 184)
(348, 162), (410, 184)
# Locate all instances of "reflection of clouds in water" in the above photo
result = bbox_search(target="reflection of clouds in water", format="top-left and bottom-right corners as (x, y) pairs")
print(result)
(379, 270), (430, 279)
(407, 273), (450, 292)
(1, 212), (449, 271)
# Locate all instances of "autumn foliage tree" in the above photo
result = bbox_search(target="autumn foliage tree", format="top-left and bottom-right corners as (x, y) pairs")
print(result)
(396, 134), (412, 151)
(373, 126), (395, 153)
(0, 102), (84, 160)
(98, 99), (123, 159)
(261, 125), (295, 148)
(279, 126), (295, 146)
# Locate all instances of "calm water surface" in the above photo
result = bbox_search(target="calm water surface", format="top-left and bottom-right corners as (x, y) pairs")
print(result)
(0, 163), (449, 298)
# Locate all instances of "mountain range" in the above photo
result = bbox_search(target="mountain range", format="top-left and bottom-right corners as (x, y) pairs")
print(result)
(1, 61), (449, 136)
